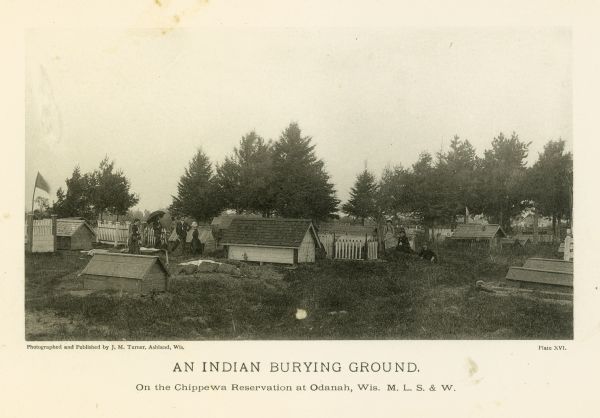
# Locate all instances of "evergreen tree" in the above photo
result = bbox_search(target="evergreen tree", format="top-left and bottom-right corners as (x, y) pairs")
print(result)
(436, 135), (481, 223)
(271, 123), (339, 221)
(342, 169), (379, 225)
(89, 157), (139, 221)
(377, 165), (411, 217)
(52, 166), (95, 220)
(215, 131), (275, 216)
(479, 132), (530, 232)
(404, 152), (449, 229)
(170, 149), (221, 222)
(526, 139), (573, 235)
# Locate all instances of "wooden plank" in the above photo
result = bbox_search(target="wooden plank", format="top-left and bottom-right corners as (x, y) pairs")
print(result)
(506, 267), (573, 287)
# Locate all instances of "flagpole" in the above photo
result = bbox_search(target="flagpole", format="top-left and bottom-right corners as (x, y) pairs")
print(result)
(31, 180), (37, 214)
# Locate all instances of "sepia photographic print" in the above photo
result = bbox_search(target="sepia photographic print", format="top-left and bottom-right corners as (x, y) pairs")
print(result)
(24, 27), (574, 342)
(5, 2), (600, 418)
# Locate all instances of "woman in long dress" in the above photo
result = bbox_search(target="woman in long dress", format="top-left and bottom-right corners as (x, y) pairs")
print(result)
(383, 219), (397, 252)
(129, 219), (141, 254)
(189, 221), (201, 256)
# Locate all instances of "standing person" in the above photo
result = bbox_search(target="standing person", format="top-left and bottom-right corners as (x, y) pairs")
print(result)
(383, 219), (396, 252)
(129, 219), (141, 254)
(168, 218), (179, 252)
(174, 217), (189, 255)
(153, 219), (163, 249)
(190, 221), (201, 256)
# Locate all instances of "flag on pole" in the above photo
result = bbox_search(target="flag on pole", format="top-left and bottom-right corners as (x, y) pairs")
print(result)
(34, 172), (51, 193)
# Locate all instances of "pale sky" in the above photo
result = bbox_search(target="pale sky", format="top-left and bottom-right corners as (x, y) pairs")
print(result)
(25, 28), (571, 212)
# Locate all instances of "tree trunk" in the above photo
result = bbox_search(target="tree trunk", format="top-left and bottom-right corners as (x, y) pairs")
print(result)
(551, 215), (557, 243)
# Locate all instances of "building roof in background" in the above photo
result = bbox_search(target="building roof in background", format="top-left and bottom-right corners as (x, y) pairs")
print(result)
(57, 219), (96, 237)
(451, 223), (506, 240)
(80, 253), (169, 280)
(221, 218), (317, 248)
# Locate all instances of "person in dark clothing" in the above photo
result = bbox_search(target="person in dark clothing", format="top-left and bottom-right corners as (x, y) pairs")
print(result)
(129, 219), (141, 254)
(418, 244), (437, 262)
(170, 217), (189, 254)
(190, 221), (202, 256)
(396, 229), (413, 253)
(153, 219), (163, 249)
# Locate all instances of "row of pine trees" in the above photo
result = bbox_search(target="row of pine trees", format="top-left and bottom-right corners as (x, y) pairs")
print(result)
(172, 123), (572, 235)
(46, 121), (572, 236)
(170, 123), (339, 222)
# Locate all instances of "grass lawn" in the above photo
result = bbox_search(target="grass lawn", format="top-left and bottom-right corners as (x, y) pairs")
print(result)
(24, 245), (572, 340)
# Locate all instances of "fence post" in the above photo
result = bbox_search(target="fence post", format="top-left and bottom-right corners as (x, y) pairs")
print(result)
(112, 222), (117, 247)
(26, 213), (33, 253)
(51, 215), (57, 252)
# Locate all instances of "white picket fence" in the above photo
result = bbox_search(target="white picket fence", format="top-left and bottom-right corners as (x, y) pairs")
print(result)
(367, 240), (378, 260)
(31, 219), (55, 252)
(32, 218), (52, 237)
(141, 226), (168, 247)
(318, 233), (378, 261)
(95, 221), (130, 245)
(95, 221), (167, 247)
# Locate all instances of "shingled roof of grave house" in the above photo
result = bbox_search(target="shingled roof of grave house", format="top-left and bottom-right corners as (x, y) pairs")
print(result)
(210, 214), (263, 230)
(220, 218), (318, 248)
(56, 218), (96, 237)
(450, 223), (507, 240)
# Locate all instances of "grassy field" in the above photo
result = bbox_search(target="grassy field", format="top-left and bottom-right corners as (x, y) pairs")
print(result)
(24, 244), (572, 340)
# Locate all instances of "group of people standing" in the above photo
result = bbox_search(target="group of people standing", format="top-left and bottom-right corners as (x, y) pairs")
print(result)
(168, 217), (204, 256)
(128, 217), (204, 256)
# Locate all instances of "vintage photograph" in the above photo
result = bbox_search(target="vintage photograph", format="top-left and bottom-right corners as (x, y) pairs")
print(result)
(25, 27), (573, 341)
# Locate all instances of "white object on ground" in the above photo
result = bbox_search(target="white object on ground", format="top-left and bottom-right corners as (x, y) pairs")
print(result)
(178, 259), (222, 267)
(80, 249), (110, 256)
(140, 247), (162, 253)
(295, 309), (308, 320)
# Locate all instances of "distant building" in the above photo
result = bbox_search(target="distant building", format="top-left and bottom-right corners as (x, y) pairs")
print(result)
(56, 218), (97, 250)
(80, 253), (169, 294)
(221, 218), (320, 264)
(450, 223), (507, 248)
